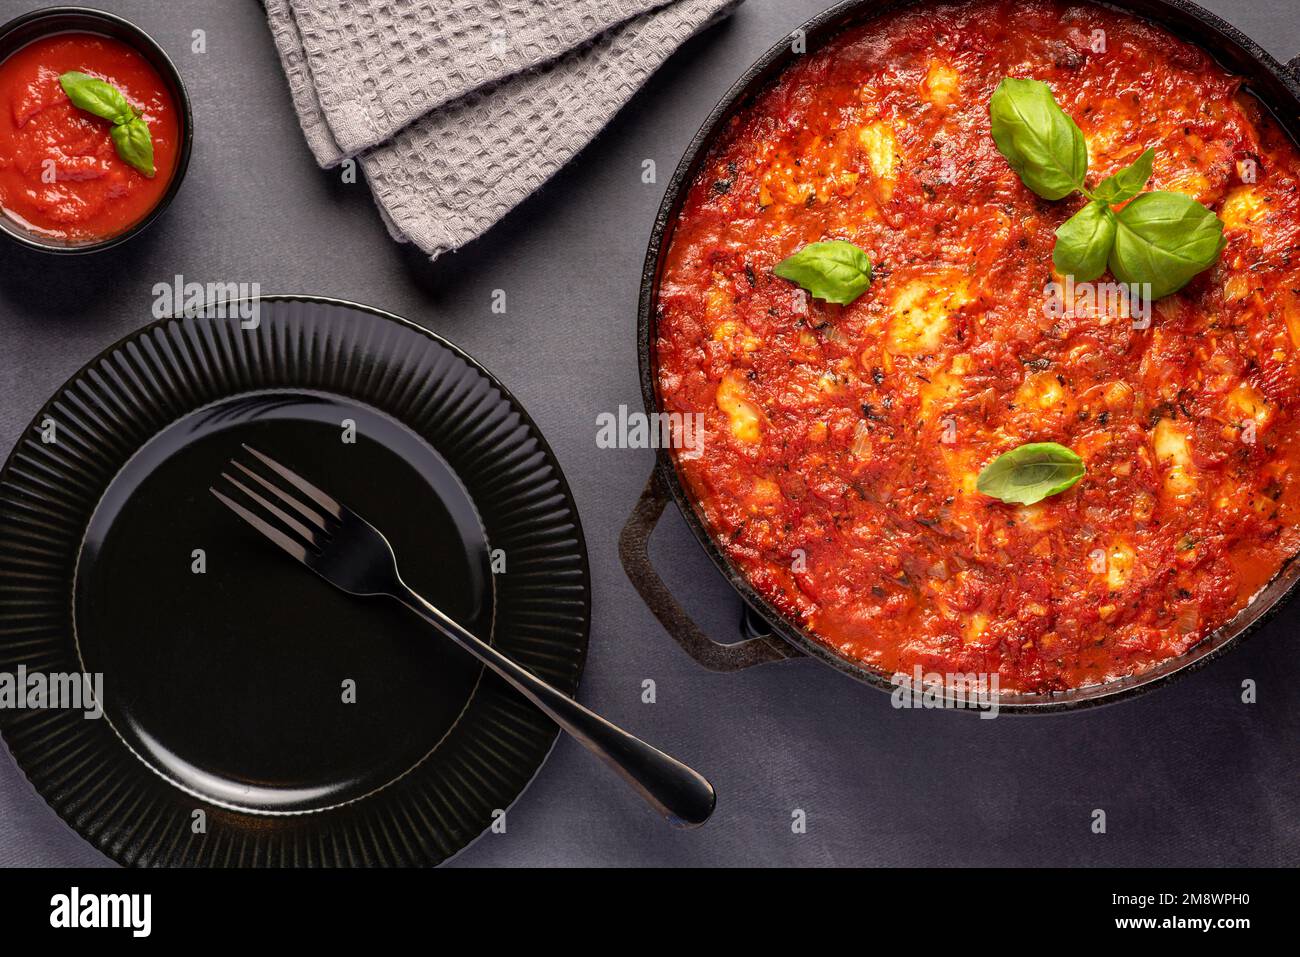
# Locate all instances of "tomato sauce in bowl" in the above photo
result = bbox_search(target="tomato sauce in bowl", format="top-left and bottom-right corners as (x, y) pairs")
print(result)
(0, 31), (181, 245)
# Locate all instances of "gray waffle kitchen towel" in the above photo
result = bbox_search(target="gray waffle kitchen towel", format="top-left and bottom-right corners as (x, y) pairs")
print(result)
(264, 0), (740, 259)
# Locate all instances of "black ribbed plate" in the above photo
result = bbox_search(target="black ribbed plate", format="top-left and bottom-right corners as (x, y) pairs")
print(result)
(0, 296), (590, 866)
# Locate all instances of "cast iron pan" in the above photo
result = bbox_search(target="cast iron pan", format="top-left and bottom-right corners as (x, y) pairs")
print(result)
(0, 296), (590, 865)
(622, 0), (1300, 712)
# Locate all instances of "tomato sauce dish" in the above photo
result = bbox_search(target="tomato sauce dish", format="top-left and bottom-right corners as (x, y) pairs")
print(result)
(0, 9), (190, 252)
(651, 0), (1300, 696)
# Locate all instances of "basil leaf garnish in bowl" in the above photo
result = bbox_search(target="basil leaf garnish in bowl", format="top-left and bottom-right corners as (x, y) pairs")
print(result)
(59, 70), (136, 124)
(976, 442), (1085, 506)
(109, 117), (156, 179)
(773, 240), (873, 305)
(59, 71), (156, 177)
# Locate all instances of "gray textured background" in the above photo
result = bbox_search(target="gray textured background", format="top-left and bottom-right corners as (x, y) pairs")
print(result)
(2, 0), (1299, 868)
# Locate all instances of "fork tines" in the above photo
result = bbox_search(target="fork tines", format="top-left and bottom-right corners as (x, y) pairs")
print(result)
(210, 445), (342, 563)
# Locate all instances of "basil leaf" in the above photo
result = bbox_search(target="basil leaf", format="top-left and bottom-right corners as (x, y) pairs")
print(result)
(1053, 200), (1116, 282)
(989, 78), (1088, 200)
(59, 71), (135, 125)
(60, 71), (156, 176)
(1108, 191), (1224, 299)
(1091, 147), (1154, 204)
(773, 240), (872, 305)
(110, 117), (156, 177)
(976, 442), (1085, 505)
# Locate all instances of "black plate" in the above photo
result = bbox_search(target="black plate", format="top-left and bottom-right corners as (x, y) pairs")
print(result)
(0, 296), (590, 865)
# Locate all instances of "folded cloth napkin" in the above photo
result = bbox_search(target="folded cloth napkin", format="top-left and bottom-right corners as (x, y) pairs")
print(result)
(264, 0), (740, 259)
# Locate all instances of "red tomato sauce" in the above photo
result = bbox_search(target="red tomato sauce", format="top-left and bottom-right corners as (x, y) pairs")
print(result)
(0, 33), (179, 242)
(657, 0), (1300, 692)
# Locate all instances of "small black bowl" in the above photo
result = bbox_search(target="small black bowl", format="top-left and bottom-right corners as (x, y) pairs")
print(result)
(0, 5), (193, 254)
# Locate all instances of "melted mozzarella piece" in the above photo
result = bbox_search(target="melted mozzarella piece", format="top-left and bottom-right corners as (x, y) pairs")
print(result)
(716, 372), (764, 444)
(1220, 185), (1270, 243)
(1225, 383), (1271, 428)
(1015, 371), (1074, 413)
(857, 122), (896, 200)
(922, 60), (960, 107)
(888, 275), (973, 354)
(1153, 419), (1196, 496)
(1106, 542), (1136, 590)
(919, 353), (972, 415)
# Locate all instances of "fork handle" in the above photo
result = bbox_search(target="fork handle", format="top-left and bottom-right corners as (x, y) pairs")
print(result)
(394, 583), (717, 828)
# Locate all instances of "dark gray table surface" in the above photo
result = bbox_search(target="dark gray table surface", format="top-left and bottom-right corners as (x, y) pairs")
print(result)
(1, 0), (1298, 868)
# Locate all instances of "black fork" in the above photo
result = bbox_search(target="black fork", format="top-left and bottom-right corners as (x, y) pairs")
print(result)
(211, 445), (716, 828)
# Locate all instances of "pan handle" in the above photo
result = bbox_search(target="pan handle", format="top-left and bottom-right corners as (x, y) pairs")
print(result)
(619, 468), (800, 671)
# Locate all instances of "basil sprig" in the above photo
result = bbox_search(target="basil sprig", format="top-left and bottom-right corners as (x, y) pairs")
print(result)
(990, 79), (1222, 298)
(59, 71), (156, 177)
(773, 240), (873, 305)
(1052, 148), (1154, 282)
(976, 442), (1085, 505)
